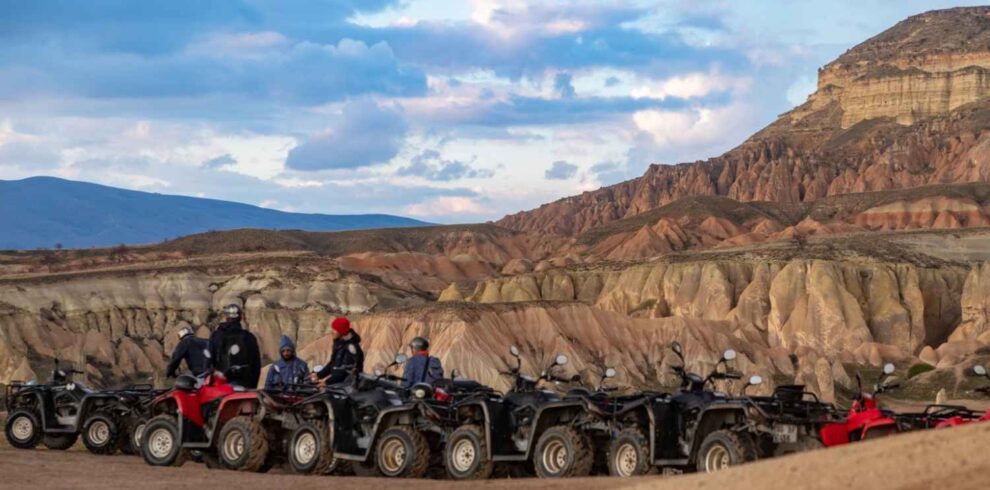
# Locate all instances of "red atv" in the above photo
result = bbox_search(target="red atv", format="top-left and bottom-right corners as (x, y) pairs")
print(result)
(929, 364), (990, 428)
(820, 363), (900, 446)
(141, 367), (291, 471)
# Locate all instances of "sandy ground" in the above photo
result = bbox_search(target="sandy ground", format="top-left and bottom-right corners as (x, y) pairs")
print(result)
(2, 420), (989, 490)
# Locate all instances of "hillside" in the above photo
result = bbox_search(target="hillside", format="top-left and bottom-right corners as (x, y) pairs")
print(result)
(497, 6), (990, 236)
(0, 176), (429, 249)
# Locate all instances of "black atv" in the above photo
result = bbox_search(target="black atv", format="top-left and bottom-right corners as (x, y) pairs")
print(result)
(444, 345), (586, 480)
(643, 342), (833, 474)
(4, 359), (161, 454)
(284, 353), (413, 477)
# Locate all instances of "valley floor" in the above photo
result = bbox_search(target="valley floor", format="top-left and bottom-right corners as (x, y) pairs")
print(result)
(2, 417), (989, 490)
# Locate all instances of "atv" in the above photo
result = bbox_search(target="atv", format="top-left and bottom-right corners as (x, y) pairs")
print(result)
(645, 342), (831, 473)
(445, 345), (588, 480)
(283, 353), (413, 477)
(4, 359), (162, 455)
(820, 363), (900, 446)
(895, 364), (990, 430)
(140, 366), (300, 471)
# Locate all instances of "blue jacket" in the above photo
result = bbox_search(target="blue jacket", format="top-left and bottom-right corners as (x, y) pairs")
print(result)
(402, 353), (443, 388)
(265, 335), (309, 390)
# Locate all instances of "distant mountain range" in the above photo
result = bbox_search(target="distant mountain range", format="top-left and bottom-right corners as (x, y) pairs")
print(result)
(0, 176), (430, 249)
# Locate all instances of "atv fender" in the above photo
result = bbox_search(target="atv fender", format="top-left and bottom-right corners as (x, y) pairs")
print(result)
(7, 390), (49, 429)
(215, 393), (263, 428)
(524, 400), (589, 459)
(861, 417), (897, 440)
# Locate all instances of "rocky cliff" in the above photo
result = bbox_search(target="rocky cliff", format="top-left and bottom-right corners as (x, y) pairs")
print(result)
(498, 7), (990, 236)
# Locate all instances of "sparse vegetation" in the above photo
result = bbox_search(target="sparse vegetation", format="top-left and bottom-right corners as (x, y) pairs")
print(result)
(908, 362), (936, 379)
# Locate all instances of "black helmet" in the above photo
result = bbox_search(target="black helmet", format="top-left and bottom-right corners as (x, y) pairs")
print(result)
(409, 336), (430, 351)
(223, 304), (241, 319)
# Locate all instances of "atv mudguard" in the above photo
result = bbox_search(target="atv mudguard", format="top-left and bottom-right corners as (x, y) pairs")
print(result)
(685, 402), (749, 463)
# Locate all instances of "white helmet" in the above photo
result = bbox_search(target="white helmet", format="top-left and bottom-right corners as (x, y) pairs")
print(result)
(223, 304), (241, 319)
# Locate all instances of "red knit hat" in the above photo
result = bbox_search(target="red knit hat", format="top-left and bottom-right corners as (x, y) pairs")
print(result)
(331, 316), (351, 335)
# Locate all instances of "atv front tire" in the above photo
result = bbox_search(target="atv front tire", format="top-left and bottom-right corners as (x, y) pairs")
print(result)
(608, 428), (650, 477)
(43, 433), (78, 450)
(287, 420), (334, 475)
(445, 424), (493, 480)
(696, 429), (757, 473)
(120, 417), (148, 455)
(82, 412), (123, 455)
(533, 425), (593, 478)
(5, 409), (42, 449)
(142, 415), (188, 467)
(217, 416), (269, 472)
(375, 426), (430, 478)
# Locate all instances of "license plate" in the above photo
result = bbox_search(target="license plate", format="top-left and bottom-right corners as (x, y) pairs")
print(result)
(772, 424), (798, 443)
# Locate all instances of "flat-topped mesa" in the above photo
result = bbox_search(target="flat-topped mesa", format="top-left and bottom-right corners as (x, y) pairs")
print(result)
(809, 7), (990, 128)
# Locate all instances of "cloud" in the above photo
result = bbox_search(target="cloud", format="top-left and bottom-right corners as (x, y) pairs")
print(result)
(589, 160), (639, 186)
(554, 72), (575, 98)
(396, 149), (494, 181)
(545, 160), (578, 180)
(202, 154), (236, 170)
(286, 99), (408, 171)
(404, 196), (487, 219)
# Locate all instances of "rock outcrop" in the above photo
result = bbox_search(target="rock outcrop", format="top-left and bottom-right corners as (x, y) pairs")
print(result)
(498, 8), (990, 236)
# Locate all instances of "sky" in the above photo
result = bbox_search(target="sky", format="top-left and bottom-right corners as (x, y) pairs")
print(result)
(0, 0), (984, 223)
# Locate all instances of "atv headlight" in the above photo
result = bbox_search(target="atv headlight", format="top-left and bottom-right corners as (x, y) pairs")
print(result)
(410, 383), (434, 400)
(67, 383), (75, 391)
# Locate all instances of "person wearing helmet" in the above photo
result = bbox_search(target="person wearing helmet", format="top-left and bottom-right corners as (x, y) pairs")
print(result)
(208, 304), (262, 388)
(401, 336), (443, 388)
(264, 335), (309, 390)
(311, 316), (365, 386)
(165, 325), (211, 378)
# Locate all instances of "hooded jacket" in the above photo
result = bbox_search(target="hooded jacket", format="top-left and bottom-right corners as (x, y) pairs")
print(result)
(264, 335), (309, 390)
(166, 334), (211, 377)
(208, 318), (262, 388)
(315, 331), (364, 385)
(402, 352), (443, 388)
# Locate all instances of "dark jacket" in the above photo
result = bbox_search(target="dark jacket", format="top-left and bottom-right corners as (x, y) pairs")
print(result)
(402, 352), (443, 388)
(166, 335), (212, 377)
(265, 335), (309, 390)
(209, 319), (262, 388)
(315, 331), (364, 385)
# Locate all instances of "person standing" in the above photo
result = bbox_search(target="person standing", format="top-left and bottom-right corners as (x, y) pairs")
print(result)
(209, 304), (261, 388)
(310, 316), (364, 386)
(264, 335), (309, 390)
(165, 326), (211, 378)
(402, 336), (443, 388)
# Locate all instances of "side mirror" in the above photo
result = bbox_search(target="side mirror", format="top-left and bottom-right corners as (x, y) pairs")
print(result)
(748, 375), (763, 386)
(973, 365), (988, 377)
(374, 368), (384, 377)
(605, 368), (617, 378)
(723, 349), (737, 362)
(450, 368), (460, 379)
(395, 353), (408, 364)
(510, 345), (520, 357)
(671, 342), (682, 356)
(555, 355), (568, 366)
(313, 364), (324, 373)
(571, 374), (582, 382)
(883, 363), (895, 375)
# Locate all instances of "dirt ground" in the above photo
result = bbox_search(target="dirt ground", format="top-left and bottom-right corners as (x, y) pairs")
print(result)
(2, 421), (989, 490)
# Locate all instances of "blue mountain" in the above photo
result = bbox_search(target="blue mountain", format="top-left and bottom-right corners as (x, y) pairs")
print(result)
(0, 176), (430, 249)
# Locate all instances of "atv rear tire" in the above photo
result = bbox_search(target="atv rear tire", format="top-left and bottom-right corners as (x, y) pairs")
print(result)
(43, 433), (78, 450)
(445, 424), (493, 480)
(327, 457), (352, 475)
(374, 426), (430, 478)
(120, 417), (148, 455)
(287, 420), (334, 475)
(142, 415), (188, 467)
(696, 429), (757, 473)
(533, 425), (593, 478)
(608, 428), (650, 477)
(5, 409), (42, 449)
(217, 416), (269, 472)
(82, 412), (123, 455)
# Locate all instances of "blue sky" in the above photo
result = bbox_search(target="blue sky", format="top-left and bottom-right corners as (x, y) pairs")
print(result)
(0, 1), (982, 222)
